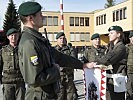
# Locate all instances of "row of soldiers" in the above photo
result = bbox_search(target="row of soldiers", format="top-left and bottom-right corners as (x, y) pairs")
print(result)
(0, 1), (133, 100)
(82, 28), (133, 100)
(0, 27), (78, 100)
(0, 2), (91, 100)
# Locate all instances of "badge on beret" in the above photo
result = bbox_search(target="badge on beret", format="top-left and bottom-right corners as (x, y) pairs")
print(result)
(110, 26), (114, 30)
(30, 56), (38, 66)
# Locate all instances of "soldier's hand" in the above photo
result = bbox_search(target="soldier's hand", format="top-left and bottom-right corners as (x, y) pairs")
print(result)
(83, 62), (97, 69)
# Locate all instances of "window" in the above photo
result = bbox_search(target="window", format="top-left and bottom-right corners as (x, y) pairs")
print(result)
(53, 16), (58, 26)
(70, 32), (75, 41)
(70, 17), (74, 26)
(48, 16), (52, 26)
(120, 9), (122, 20)
(80, 32), (85, 41)
(98, 16), (100, 25)
(80, 17), (84, 26)
(85, 32), (90, 42)
(96, 17), (98, 26)
(104, 14), (106, 24)
(85, 17), (89, 26)
(101, 15), (103, 24)
(113, 12), (115, 22)
(123, 7), (127, 19)
(113, 7), (127, 22)
(75, 32), (80, 41)
(116, 10), (119, 21)
(75, 17), (79, 26)
(43, 16), (47, 26)
(96, 14), (106, 26)
(70, 32), (90, 42)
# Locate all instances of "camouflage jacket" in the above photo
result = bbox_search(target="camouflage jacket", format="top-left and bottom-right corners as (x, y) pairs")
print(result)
(54, 45), (76, 79)
(0, 45), (24, 84)
(84, 45), (106, 63)
(126, 43), (133, 74)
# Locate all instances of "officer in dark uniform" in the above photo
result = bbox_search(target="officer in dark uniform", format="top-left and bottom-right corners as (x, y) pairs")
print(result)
(84, 33), (106, 63)
(95, 26), (127, 100)
(18, 2), (95, 100)
(0, 28), (25, 100)
(54, 32), (77, 100)
(126, 32), (133, 100)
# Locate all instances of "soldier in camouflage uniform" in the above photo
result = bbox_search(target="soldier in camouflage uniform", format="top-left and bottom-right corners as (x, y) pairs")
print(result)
(0, 28), (25, 100)
(126, 32), (133, 100)
(18, 2), (95, 100)
(84, 33), (106, 63)
(55, 32), (77, 100)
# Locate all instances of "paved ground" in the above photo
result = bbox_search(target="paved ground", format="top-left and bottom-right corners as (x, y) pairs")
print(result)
(0, 69), (85, 100)
(74, 69), (85, 100)
(0, 85), (3, 100)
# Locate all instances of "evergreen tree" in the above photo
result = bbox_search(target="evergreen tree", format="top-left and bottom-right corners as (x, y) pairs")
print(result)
(105, 0), (116, 8)
(3, 0), (21, 33)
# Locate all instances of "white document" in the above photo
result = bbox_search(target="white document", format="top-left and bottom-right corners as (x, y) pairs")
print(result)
(113, 74), (127, 92)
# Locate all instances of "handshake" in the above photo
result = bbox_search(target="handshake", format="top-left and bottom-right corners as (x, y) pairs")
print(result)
(83, 62), (113, 70)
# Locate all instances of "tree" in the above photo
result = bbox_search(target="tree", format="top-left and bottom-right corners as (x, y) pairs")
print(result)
(104, 0), (116, 8)
(3, 0), (21, 33)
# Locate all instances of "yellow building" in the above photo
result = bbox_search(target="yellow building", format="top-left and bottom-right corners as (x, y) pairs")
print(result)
(40, 11), (94, 47)
(94, 0), (133, 45)
(40, 0), (133, 47)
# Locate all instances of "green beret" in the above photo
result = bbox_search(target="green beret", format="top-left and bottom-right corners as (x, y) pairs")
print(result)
(129, 32), (133, 38)
(18, 2), (42, 16)
(6, 28), (18, 36)
(108, 26), (123, 32)
(91, 33), (100, 40)
(56, 32), (65, 39)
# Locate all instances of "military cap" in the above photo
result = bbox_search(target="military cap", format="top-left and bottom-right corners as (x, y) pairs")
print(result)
(129, 32), (133, 38)
(18, 2), (42, 16)
(91, 33), (100, 40)
(6, 28), (18, 36)
(56, 32), (65, 39)
(108, 26), (123, 32)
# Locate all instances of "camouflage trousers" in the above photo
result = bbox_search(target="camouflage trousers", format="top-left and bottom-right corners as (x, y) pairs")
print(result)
(25, 86), (58, 100)
(57, 79), (76, 100)
(3, 83), (25, 100)
(126, 74), (133, 100)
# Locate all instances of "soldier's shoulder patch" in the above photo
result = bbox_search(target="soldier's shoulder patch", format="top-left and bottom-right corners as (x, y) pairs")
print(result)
(30, 56), (38, 66)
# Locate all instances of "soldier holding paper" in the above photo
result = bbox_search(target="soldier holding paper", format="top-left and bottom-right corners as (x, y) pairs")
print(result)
(96, 26), (127, 100)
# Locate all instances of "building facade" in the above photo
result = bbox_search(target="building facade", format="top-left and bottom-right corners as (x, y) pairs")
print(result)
(40, 11), (94, 47)
(39, 0), (133, 47)
(94, 0), (133, 44)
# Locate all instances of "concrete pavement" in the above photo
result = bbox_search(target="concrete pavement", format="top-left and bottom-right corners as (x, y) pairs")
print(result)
(0, 69), (85, 100)
(74, 69), (85, 100)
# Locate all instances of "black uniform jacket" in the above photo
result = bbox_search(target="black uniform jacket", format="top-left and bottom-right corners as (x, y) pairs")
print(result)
(96, 41), (127, 74)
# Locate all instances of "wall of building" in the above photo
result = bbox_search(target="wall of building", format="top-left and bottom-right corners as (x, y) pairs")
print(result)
(41, 11), (94, 46)
(94, 0), (133, 34)
(39, 0), (133, 46)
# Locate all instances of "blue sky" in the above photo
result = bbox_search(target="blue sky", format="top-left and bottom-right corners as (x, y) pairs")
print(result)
(0, 0), (124, 30)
